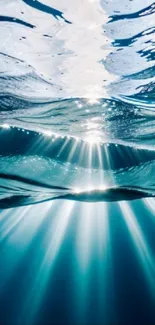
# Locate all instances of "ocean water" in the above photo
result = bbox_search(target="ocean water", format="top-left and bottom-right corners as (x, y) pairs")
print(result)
(1, 0), (155, 206)
(0, 1), (155, 325)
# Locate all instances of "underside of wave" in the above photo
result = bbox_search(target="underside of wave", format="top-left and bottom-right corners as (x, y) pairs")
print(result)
(0, 172), (155, 209)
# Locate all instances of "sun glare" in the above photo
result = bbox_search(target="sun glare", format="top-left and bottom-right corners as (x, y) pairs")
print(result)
(1, 123), (10, 129)
(42, 129), (53, 137)
(85, 134), (101, 144)
(87, 98), (100, 105)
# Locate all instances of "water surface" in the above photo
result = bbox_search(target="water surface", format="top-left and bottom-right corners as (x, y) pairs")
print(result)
(1, 0), (155, 206)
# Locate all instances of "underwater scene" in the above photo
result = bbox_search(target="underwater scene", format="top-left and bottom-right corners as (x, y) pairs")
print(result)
(0, 0), (155, 324)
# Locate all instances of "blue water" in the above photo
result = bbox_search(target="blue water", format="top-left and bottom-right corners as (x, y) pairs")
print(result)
(0, 0), (155, 324)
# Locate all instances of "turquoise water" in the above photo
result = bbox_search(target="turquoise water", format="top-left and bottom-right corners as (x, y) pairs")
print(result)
(1, 1), (155, 206)
(0, 0), (155, 324)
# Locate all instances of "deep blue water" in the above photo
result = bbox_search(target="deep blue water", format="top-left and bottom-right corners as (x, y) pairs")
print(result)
(0, 0), (155, 324)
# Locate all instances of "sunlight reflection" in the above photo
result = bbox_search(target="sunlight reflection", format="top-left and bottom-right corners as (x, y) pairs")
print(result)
(42, 129), (53, 137)
(74, 187), (81, 194)
(85, 134), (101, 144)
(87, 98), (100, 105)
(0, 123), (10, 129)
(88, 23), (99, 30)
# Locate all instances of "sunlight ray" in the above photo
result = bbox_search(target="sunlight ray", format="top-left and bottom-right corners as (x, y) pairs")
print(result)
(119, 201), (155, 300)
(0, 206), (31, 241)
(67, 138), (79, 162)
(9, 202), (52, 247)
(56, 137), (70, 158)
(74, 202), (109, 325)
(96, 202), (111, 324)
(96, 143), (105, 186)
(76, 203), (96, 272)
(21, 200), (74, 325)
(143, 198), (155, 216)
(77, 141), (87, 165)
(104, 145), (112, 172)
(74, 202), (96, 324)
(96, 203), (108, 258)
(87, 142), (93, 170)
(0, 203), (51, 293)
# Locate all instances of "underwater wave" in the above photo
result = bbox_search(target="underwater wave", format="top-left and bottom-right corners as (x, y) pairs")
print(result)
(1, 126), (155, 207)
(1, 174), (155, 209)
(1, 95), (155, 146)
